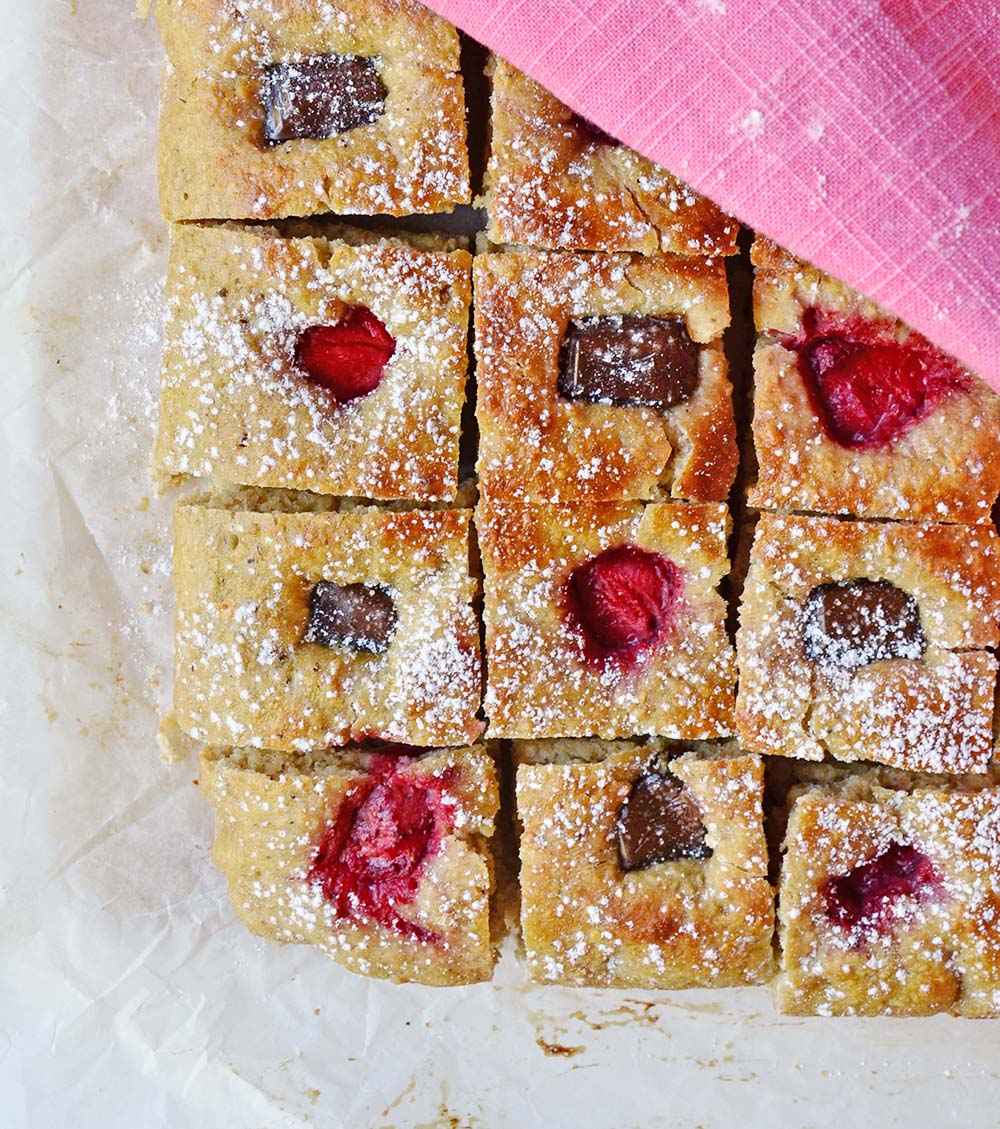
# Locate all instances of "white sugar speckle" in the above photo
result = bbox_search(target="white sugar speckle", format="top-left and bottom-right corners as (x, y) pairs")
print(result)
(807, 116), (826, 142)
(739, 108), (765, 141)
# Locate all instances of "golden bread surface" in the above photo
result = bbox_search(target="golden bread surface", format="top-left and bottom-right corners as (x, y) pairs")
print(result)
(736, 513), (1000, 772)
(155, 224), (471, 500)
(777, 778), (1000, 1016)
(201, 743), (498, 985)
(749, 237), (1000, 523)
(174, 500), (484, 750)
(474, 250), (736, 503)
(157, 0), (469, 219)
(516, 742), (774, 987)
(485, 59), (738, 256)
(479, 499), (736, 739)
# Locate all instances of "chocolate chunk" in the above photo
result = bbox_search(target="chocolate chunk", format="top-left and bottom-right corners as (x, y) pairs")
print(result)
(616, 772), (711, 871)
(305, 581), (397, 654)
(801, 579), (926, 671)
(558, 316), (700, 411)
(263, 55), (387, 145)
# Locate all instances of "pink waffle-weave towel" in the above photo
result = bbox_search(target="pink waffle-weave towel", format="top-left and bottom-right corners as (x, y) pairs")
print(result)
(427, 0), (1000, 390)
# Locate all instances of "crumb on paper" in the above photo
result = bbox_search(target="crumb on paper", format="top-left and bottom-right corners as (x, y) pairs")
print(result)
(157, 712), (199, 765)
(134, 0), (153, 18)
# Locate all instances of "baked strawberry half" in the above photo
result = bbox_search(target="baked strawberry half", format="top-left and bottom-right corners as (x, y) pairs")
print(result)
(789, 311), (969, 449)
(824, 842), (940, 938)
(566, 544), (682, 665)
(306, 757), (453, 940)
(295, 305), (396, 403)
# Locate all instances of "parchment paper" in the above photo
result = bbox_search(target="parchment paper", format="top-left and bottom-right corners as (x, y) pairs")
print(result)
(2, 4), (999, 1127)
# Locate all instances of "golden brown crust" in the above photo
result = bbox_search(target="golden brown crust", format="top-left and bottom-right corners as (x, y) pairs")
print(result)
(200, 743), (498, 985)
(474, 251), (736, 503)
(776, 782), (1000, 1016)
(174, 500), (483, 750)
(515, 743), (774, 987)
(736, 513), (1000, 772)
(748, 235), (799, 271)
(749, 238), (1000, 522)
(484, 59), (738, 255)
(157, 0), (469, 220)
(156, 0), (461, 74)
(478, 499), (736, 739)
(154, 223), (471, 500)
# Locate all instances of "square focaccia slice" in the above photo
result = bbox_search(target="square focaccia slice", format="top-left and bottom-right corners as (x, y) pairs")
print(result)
(484, 58), (738, 256)
(475, 251), (736, 503)
(479, 499), (736, 739)
(200, 742), (498, 985)
(174, 495), (483, 751)
(157, 0), (470, 220)
(736, 513), (1000, 772)
(749, 238), (1000, 523)
(776, 767), (1000, 1016)
(154, 224), (471, 501)
(515, 739), (774, 987)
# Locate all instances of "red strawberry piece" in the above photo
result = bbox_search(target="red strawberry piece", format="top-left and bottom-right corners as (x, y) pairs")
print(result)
(305, 760), (450, 940)
(295, 305), (396, 403)
(791, 313), (969, 449)
(824, 842), (939, 937)
(566, 545), (683, 664)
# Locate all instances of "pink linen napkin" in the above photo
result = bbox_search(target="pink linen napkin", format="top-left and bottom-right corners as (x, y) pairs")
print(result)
(427, 0), (1000, 391)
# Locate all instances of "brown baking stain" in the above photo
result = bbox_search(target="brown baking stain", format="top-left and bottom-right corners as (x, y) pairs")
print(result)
(536, 1037), (585, 1057)
(567, 998), (665, 1032)
(379, 1082), (486, 1129)
(380, 1077), (416, 1120)
(424, 1100), (486, 1129)
(713, 1071), (759, 1083)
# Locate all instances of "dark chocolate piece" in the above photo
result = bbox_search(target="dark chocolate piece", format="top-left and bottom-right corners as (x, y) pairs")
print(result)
(263, 55), (387, 145)
(558, 316), (700, 411)
(616, 771), (711, 871)
(801, 578), (925, 671)
(305, 580), (398, 654)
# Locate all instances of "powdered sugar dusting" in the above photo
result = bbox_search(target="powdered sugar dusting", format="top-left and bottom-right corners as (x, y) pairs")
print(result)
(485, 59), (738, 256)
(474, 251), (737, 504)
(156, 225), (470, 500)
(174, 502), (483, 750)
(201, 743), (498, 984)
(777, 778), (1000, 1016)
(737, 513), (1000, 774)
(158, 0), (469, 219)
(749, 249), (1000, 521)
(480, 500), (735, 740)
(516, 743), (773, 987)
